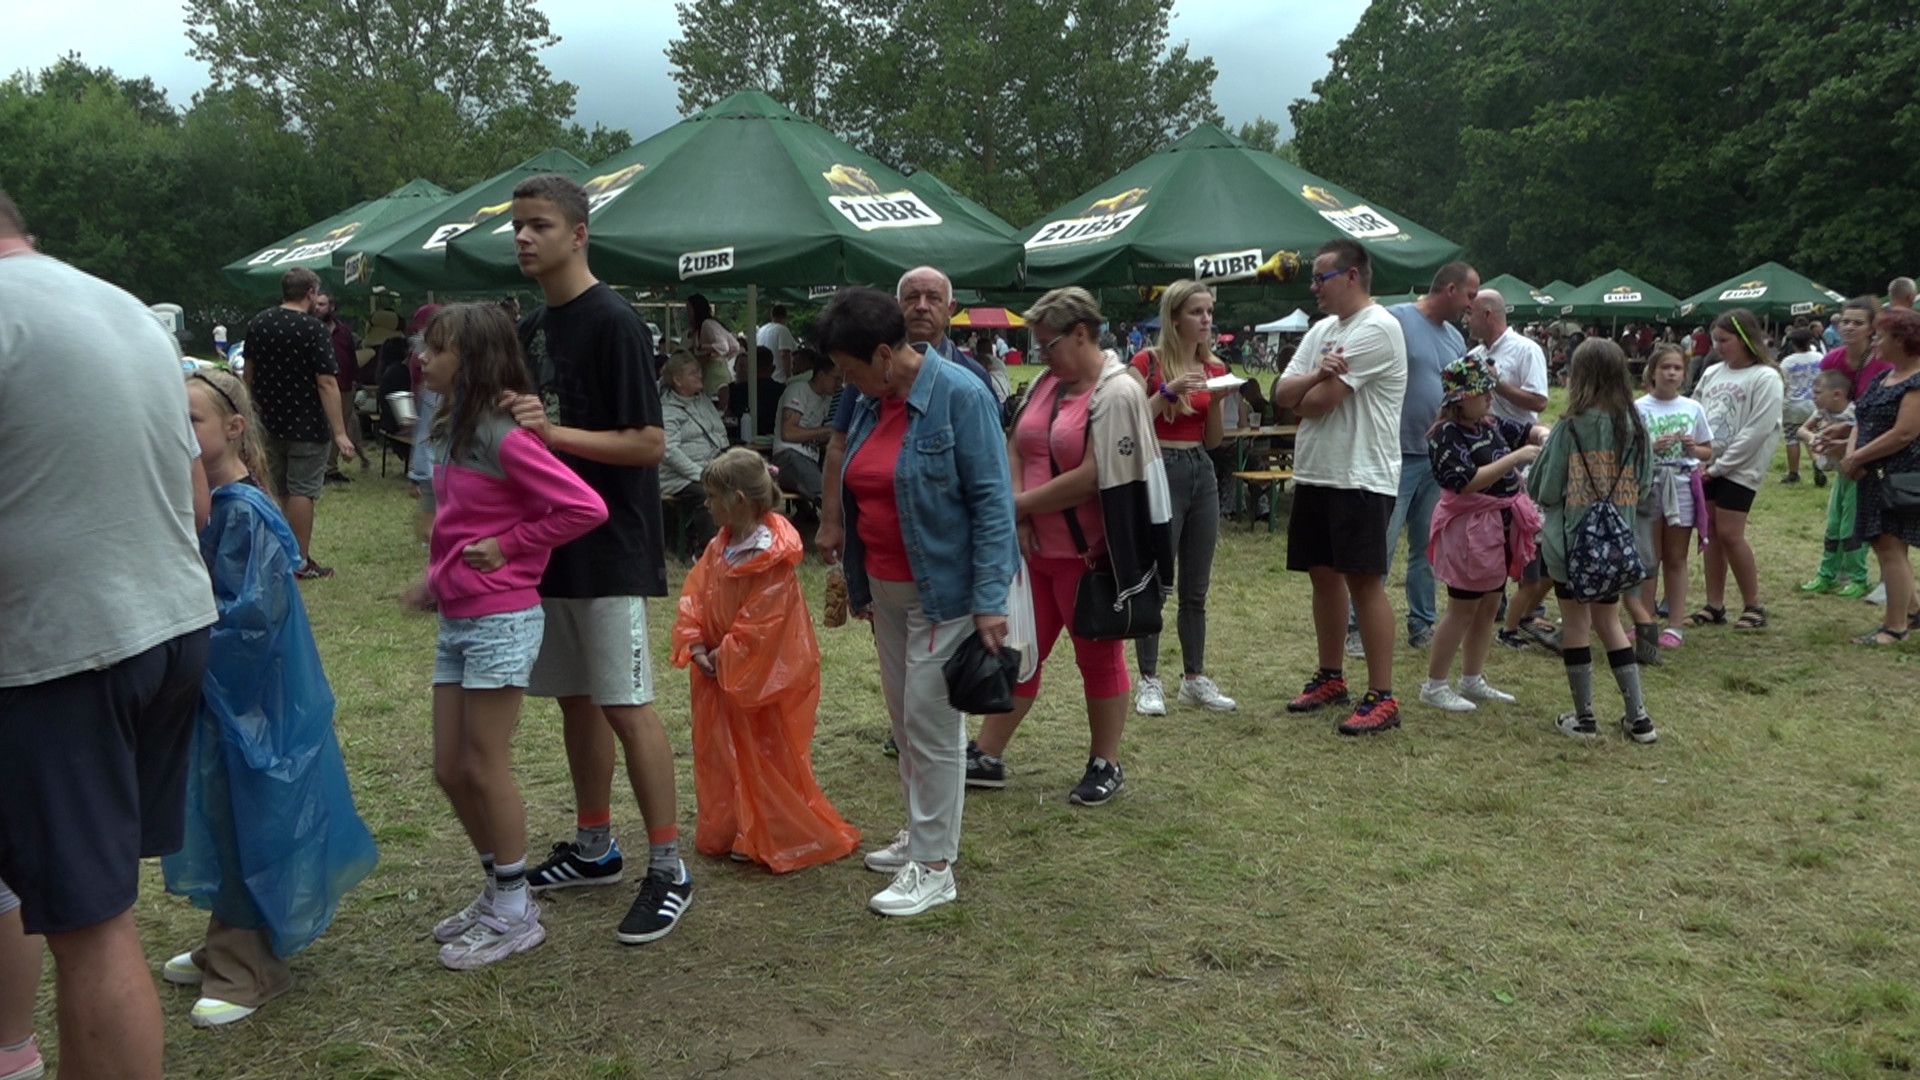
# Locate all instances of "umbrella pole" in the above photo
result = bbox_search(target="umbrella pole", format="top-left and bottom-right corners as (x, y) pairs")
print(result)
(746, 285), (759, 441)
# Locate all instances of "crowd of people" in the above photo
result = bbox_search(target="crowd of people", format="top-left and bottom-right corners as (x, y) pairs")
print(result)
(3, 174), (1918, 1079)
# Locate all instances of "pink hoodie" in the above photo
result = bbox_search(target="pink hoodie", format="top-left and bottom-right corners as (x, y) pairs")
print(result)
(429, 415), (607, 618)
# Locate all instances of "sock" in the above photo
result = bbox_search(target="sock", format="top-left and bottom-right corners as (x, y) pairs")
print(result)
(647, 825), (681, 879)
(1608, 646), (1646, 719)
(1563, 646), (1594, 717)
(0, 1037), (31, 1054)
(1635, 621), (1658, 643)
(480, 853), (496, 900)
(576, 809), (613, 859)
(1460, 673), (1489, 690)
(1318, 666), (1343, 681)
(492, 859), (528, 921)
(1422, 677), (1448, 693)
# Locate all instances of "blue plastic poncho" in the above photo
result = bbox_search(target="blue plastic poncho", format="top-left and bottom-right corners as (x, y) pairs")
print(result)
(162, 481), (377, 957)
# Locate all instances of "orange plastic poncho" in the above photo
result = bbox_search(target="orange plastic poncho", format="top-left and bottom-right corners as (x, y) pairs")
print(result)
(671, 512), (860, 873)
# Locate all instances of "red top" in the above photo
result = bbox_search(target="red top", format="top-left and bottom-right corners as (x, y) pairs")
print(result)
(846, 395), (914, 582)
(1821, 346), (1892, 403)
(1015, 375), (1104, 559)
(1130, 348), (1227, 443)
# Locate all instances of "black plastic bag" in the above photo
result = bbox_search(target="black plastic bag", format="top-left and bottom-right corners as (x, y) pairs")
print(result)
(942, 631), (1022, 715)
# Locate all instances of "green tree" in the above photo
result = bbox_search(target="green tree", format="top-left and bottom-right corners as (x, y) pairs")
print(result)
(665, 0), (1218, 226)
(184, 0), (621, 192)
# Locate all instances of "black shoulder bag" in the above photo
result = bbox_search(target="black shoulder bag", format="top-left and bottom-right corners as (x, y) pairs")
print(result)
(1045, 378), (1163, 641)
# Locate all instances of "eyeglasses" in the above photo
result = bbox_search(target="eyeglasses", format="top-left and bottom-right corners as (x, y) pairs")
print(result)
(1037, 331), (1071, 356)
(1309, 267), (1350, 288)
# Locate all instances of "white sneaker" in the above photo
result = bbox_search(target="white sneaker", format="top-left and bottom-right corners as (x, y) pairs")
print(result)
(1555, 712), (1599, 738)
(1134, 675), (1167, 716)
(868, 861), (956, 917)
(162, 951), (203, 986)
(863, 829), (912, 873)
(438, 903), (546, 970)
(189, 997), (258, 1028)
(1344, 629), (1366, 658)
(431, 891), (493, 944)
(1866, 582), (1888, 605)
(1177, 675), (1238, 711)
(1419, 682), (1477, 712)
(1458, 677), (1516, 705)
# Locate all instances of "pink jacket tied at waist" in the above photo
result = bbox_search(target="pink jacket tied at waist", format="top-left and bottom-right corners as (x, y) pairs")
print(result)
(1427, 488), (1542, 593)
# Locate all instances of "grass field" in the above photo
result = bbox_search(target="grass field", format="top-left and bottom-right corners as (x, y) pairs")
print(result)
(28, 388), (1920, 1080)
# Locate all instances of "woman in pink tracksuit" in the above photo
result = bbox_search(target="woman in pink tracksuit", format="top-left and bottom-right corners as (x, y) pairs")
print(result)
(400, 304), (607, 972)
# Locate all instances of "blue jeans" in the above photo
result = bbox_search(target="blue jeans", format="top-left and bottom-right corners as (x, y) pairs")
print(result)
(1348, 454), (1440, 636)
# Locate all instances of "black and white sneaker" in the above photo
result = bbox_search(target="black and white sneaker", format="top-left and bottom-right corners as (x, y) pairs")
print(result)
(1619, 713), (1658, 744)
(965, 740), (1006, 789)
(616, 861), (693, 945)
(527, 839), (624, 893)
(1069, 757), (1124, 806)
(1555, 712), (1598, 739)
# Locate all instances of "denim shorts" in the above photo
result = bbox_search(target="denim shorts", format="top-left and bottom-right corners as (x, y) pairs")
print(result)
(434, 607), (546, 690)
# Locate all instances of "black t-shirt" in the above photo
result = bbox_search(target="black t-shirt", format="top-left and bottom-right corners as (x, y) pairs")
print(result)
(245, 306), (336, 442)
(1430, 416), (1530, 497)
(519, 283), (666, 598)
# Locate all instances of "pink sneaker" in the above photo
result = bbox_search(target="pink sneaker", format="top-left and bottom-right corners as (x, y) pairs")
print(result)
(0, 1035), (45, 1080)
(1658, 628), (1684, 649)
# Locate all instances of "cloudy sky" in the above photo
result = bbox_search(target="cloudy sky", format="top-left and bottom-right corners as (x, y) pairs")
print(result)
(4, 0), (1368, 142)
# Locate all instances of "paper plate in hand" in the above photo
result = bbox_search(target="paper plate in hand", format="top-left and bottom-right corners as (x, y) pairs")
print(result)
(1204, 373), (1248, 392)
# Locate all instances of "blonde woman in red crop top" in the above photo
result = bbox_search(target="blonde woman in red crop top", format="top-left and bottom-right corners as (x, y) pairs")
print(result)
(1126, 279), (1237, 715)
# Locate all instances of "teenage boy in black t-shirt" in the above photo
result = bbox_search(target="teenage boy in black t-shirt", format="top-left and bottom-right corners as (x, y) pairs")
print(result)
(496, 174), (691, 945)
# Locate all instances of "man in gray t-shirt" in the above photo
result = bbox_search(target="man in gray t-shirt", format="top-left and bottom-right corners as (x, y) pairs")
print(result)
(1347, 261), (1478, 653)
(0, 193), (217, 1080)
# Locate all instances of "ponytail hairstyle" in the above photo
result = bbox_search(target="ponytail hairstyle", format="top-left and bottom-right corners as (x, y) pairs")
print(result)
(1711, 307), (1775, 368)
(702, 446), (779, 520)
(186, 368), (267, 478)
(1566, 336), (1648, 465)
(422, 303), (534, 462)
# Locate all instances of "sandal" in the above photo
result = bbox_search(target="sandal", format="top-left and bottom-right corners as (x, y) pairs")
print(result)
(1684, 605), (1726, 627)
(1658, 628), (1684, 648)
(1908, 609), (1920, 631)
(1855, 626), (1910, 646)
(1733, 605), (1767, 630)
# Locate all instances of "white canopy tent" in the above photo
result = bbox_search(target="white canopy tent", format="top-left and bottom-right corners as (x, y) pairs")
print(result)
(1255, 308), (1311, 333)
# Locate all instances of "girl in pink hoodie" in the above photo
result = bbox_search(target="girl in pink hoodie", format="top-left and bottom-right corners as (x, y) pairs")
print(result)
(402, 304), (606, 971)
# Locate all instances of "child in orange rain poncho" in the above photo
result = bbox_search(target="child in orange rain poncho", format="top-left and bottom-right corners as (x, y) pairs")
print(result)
(671, 449), (860, 872)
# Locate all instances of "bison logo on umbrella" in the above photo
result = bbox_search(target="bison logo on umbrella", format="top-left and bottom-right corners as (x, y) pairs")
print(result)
(1086, 188), (1149, 216)
(823, 164), (885, 198)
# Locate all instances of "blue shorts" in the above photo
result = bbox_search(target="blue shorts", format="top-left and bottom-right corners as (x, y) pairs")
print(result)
(434, 607), (545, 690)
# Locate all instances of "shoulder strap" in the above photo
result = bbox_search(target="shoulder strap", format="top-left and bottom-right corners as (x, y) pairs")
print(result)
(1045, 378), (1095, 557)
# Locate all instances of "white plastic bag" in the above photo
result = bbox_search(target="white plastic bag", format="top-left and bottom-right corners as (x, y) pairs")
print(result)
(1006, 557), (1038, 683)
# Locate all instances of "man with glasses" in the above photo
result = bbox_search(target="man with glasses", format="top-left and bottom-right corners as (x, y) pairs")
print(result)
(1271, 239), (1410, 735)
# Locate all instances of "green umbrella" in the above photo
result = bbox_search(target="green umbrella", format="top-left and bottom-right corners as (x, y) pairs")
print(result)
(901, 169), (1019, 238)
(1525, 280), (1577, 320)
(221, 179), (453, 297)
(1553, 270), (1683, 322)
(446, 90), (1024, 289)
(1016, 124), (1463, 292)
(1477, 274), (1537, 314)
(1677, 262), (1848, 322)
(334, 150), (590, 294)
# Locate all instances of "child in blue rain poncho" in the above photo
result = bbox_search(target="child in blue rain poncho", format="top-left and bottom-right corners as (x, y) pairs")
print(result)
(161, 369), (376, 1029)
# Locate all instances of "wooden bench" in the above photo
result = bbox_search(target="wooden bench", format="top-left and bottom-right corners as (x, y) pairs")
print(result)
(1231, 469), (1293, 533)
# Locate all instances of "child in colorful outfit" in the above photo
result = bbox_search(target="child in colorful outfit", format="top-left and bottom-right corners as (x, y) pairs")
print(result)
(405, 304), (607, 970)
(1420, 356), (1546, 712)
(162, 369), (377, 1027)
(672, 449), (861, 872)
(1528, 339), (1657, 743)
(1798, 369), (1867, 596)
(1635, 345), (1714, 649)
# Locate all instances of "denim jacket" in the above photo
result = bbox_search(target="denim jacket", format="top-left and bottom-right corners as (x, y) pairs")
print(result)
(843, 351), (1018, 623)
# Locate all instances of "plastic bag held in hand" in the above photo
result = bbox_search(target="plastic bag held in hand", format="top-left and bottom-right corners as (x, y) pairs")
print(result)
(823, 561), (848, 628)
(1006, 557), (1038, 683)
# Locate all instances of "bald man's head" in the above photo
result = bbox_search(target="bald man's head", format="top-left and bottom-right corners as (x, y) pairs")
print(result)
(1890, 277), (1917, 310)
(1469, 289), (1509, 344)
(896, 265), (956, 343)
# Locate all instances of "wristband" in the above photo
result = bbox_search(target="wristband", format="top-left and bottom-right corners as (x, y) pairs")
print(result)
(1159, 385), (1180, 402)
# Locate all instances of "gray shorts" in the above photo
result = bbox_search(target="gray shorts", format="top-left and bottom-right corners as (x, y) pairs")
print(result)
(1782, 402), (1815, 431)
(527, 596), (654, 706)
(434, 606), (545, 690)
(0, 878), (18, 917)
(263, 431), (329, 499)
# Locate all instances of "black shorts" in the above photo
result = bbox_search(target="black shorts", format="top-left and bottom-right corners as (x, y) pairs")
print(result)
(1286, 484), (1396, 575)
(1701, 476), (1757, 514)
(1447, 585), (1492, 600)
(1554, 582), (1620, 606)
(0, 628), (209, 935)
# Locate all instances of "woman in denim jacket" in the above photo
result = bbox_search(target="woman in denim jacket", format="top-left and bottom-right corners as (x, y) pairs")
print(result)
(816, 287), (1018, 919)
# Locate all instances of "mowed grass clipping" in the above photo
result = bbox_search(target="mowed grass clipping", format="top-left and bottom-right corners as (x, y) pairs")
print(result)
(26, 392), (1920, 1080)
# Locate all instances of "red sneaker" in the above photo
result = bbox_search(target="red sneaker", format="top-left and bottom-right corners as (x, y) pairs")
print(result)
(1287, 672), (1350, 713)
(1337, 691), (1401, 735)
